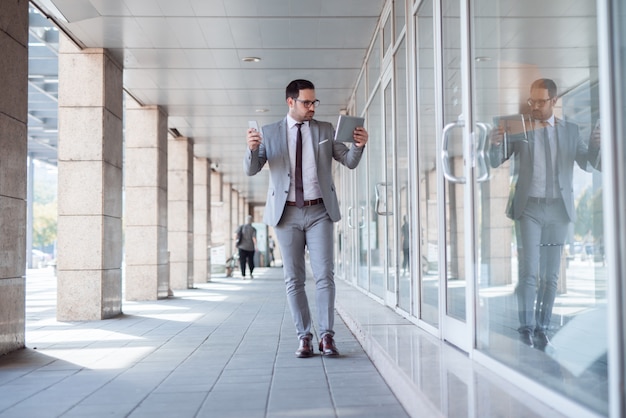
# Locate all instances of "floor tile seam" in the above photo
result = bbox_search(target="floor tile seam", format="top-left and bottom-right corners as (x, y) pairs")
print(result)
(70, 296), (255, 416)
(194, 293), (281, 417)
(319, 352), (341, 417)
(0, 354), (60, 389)
(265, 302), (294, 417)
(1, 365), (124, 417)
(129, 293), (255, 358)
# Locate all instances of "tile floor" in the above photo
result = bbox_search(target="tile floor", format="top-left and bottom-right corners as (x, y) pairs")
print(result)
(0, 266), (592, 417)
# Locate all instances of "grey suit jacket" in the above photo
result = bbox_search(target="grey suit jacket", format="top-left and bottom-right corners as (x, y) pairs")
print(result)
(244, 117), (365, 227)
(489, 117), (600, 222)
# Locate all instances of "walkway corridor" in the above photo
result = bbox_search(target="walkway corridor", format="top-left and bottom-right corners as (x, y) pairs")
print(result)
(0, 266), (569, 417)
(0, 267), (408, 418)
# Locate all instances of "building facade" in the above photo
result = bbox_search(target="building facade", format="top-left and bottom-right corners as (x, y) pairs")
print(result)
(334, 0), (624, 416)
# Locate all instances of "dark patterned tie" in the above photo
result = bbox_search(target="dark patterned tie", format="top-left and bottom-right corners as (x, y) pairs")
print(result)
(295, 123), (304, 208)
(543, 123), (553, 198)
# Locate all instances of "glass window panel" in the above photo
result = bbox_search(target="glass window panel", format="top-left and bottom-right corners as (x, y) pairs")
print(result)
(416, 0), (439, 327)
(615, 0), (626, 410)
(395, 39), (411, 313)
(442, 0), (466, 322)
(383, 12), (393, 57)
(355, 73), (366, 116)
(384, 81), (396, 295)
(368, 31), (381, 94)
(367, 87), (385, 298)
(395, 0), (406, 41)
(472, 0), (607, 414)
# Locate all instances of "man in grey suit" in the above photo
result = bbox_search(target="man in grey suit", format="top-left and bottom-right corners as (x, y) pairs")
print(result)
(490, 78), (600, 350)
(244, 79), (368, 357)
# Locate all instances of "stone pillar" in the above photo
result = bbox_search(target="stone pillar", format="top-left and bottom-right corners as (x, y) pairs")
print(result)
(168, 136), (193, 290)
(124, 103), (169, 300)
(57, 35), (123, 320)
(0, 0), (28, 355)
(223, 183), (234, 259)
(233, 190), (243, 245)
(239, 195), (246, 221)
(232, 188), (240, 232)
(210, 171), (225, 274)
(193, 157), (211, 284)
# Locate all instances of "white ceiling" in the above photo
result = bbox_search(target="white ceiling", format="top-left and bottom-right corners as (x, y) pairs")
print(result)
(29, 0), (385, 204)
(27, 0), (601, 205)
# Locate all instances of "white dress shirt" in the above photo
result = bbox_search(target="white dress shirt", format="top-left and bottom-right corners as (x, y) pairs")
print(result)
(529, 115), (558, 198)
(286, 114), (322, 202)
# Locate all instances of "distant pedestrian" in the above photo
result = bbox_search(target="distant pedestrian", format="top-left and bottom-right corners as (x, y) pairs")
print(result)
(235, 215), (257, 279)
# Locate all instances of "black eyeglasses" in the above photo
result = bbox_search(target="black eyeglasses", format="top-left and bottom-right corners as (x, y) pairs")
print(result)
(294, 98), (320, 108)
(527, 98), (553, 108)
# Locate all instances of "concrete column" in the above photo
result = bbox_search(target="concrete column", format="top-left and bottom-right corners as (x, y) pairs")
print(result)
(232, 190), (243, 247)
(223, 183), (234, 259)
(193, 157), (211, 284)
(239, 195), (246, 221)
(168, 137), (193, 290)
(56, 35), (123, 321)
(124, 103), (169, 300)
(210, 171), (225, 274)
(232, 188), (240, 228)
(0, 0), (28, 355)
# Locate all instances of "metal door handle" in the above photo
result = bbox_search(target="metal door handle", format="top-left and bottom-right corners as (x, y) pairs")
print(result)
(375, 182), (393, 216)
(441, 120), (466, 184)
(347, 206), (354, 229)
(475, 122), (491, 183)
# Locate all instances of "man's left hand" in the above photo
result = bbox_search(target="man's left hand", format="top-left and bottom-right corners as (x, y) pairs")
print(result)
(353, 127), (369, 147)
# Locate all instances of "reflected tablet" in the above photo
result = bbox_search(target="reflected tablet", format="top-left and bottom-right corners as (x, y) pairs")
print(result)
(334, 115), (365, 142)
(493, 114), (529, 138)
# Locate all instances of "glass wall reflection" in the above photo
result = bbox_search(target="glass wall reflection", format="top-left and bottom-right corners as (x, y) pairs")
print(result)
(472, 0), (607, 414)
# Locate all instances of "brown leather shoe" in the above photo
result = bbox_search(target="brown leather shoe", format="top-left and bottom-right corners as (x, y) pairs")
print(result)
(295, 336), (313, 358)
(319, 334), (339, 356)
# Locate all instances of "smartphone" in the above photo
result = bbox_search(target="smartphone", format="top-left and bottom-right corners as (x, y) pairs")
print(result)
(248, 120), (259, 132)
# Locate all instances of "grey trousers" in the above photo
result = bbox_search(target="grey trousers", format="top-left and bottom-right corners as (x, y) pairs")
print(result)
(274, 204), (335, 340)
(517, 198), (570, 332)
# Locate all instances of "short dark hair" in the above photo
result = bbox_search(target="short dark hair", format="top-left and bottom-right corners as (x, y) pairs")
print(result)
(286, 79), (315, 100)
(530, 78), (557, 98)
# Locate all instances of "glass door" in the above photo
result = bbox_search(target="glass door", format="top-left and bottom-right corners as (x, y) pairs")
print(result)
(367, 77), (397, 304)
(469, 0), (608, 414)
(439, 0), (472, 351)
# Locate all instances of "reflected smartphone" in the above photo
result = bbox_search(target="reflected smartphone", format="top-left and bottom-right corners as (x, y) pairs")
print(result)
(248, 120), (259, 132)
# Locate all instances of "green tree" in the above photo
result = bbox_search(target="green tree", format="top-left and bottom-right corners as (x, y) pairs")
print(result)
(574, 185), (603, 239)
(33, 201), (57, 249)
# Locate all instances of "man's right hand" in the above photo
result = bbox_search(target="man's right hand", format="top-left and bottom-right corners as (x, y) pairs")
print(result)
(247, 128), (262, 151)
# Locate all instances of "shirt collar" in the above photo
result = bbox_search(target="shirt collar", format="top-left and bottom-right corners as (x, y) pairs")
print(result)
(541, 115), (556, 127)
(287, 114), (309, 129)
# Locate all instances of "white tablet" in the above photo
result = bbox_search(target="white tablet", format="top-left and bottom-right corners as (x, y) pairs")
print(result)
(334, 115), (365, 142)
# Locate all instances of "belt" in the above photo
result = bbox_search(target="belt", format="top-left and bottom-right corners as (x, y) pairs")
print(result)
(286, 198), (324, 207)
(527, 197), (561, 204)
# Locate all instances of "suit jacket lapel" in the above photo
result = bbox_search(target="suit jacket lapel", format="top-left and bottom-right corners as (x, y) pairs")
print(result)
(310, 120), (320, 161)
(278, 118), (289, 169)
(554, 117), (565, 171)
(529, 123), (537, 162)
